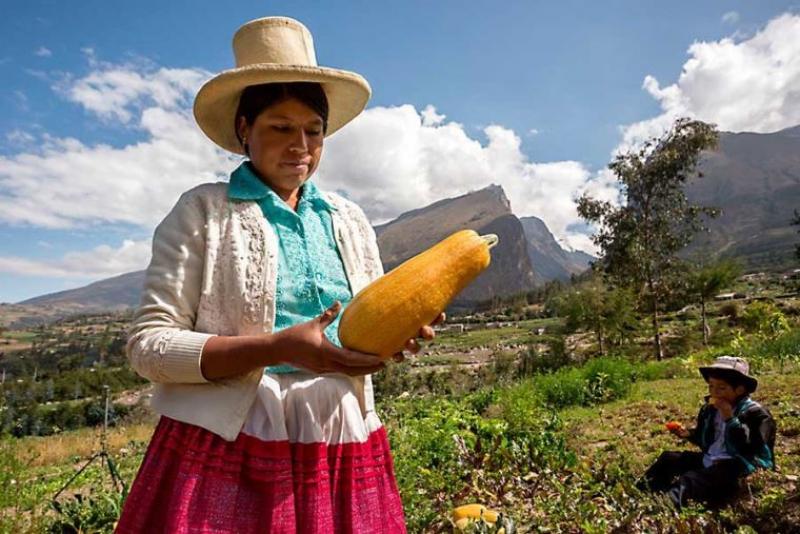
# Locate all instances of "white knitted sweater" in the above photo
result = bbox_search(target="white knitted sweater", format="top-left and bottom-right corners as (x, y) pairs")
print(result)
(126, 182), (384, 441)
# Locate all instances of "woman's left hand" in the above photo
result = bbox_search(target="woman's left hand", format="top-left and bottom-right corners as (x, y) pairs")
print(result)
(392, 312), (446, 363)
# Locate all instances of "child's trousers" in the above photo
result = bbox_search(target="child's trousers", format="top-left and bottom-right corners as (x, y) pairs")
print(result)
(642, 451), (745, 508)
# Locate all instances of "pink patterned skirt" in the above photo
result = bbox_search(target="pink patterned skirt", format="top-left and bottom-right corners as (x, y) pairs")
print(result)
(115, 372), (406, 533)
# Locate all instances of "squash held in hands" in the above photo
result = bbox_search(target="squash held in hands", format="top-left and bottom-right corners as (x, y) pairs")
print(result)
(338, 230), (498, 358)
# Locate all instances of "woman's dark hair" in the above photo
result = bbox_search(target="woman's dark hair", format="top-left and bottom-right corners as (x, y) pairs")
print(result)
(234, 82), (329, 151)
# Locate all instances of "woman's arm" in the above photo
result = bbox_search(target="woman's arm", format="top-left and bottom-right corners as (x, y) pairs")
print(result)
(127, 189), (216, 384)
(201, 303), (445, 379)
(200, 301), (385, 380)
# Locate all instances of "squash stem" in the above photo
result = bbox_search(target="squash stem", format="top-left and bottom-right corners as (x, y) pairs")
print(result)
(480, 234), (499, 249)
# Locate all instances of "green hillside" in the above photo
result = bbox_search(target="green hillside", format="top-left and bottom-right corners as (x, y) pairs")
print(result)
(2, 288), (800, 531)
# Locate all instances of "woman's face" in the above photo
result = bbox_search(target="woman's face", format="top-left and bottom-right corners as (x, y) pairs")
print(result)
(237, 97), (324, 198)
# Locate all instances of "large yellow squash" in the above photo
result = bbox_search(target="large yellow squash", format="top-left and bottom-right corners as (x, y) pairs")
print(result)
(338, 229), (498, 358)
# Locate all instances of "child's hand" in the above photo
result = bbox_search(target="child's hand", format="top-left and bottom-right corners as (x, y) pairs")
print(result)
(665, 421), (690, 439)
(709, 397), (734, 420)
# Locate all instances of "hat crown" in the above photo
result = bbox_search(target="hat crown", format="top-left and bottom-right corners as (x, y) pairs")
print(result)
(233, 17), (318, 69)
(714, 355), (750, 374)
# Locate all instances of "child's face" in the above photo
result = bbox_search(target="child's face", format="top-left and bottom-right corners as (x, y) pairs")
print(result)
(707, 377), (746, 403)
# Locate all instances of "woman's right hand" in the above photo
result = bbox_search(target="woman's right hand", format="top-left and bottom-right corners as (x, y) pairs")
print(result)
(273, 301), (385, 376)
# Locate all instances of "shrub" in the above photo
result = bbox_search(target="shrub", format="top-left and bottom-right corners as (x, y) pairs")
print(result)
(667, 326), (703, 358)
(719, 302), (741, 321)
(492, 350), (517, 381)
(581, 357), (634, 404)
(741, 301), (788, 336)
(526, 357), (638, 409)
(50, 489), (123, 533)
(745, 328), (800, 373)
(532, 367), (586, 408)
(372, 360), (414, 398)
(635, 358), (692, 381)
(520, 339), (570, 376)
(464, 388), (498, 416)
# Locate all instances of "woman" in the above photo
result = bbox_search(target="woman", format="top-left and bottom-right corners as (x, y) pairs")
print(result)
(116, 17), (442, 533)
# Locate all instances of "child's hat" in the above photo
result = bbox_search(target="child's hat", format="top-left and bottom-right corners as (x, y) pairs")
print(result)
(699, 355), (758, 393)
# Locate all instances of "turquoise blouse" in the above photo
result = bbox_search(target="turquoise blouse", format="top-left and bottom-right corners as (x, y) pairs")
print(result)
(227, 162), (353, 373)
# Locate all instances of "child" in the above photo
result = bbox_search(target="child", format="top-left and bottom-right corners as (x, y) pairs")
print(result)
(640, 356), (776, 508)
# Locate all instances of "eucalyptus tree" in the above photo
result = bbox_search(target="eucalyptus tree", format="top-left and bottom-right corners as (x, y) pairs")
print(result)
(578, 118), (720, 360)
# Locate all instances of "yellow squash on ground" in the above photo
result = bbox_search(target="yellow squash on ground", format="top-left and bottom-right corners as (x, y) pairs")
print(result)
(453, 504), (501, 531)
(338, 229), (498, 358)
(453, 503), (499, 523)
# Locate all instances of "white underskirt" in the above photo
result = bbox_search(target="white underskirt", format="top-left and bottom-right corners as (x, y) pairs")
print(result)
(240, 371), (383, 445)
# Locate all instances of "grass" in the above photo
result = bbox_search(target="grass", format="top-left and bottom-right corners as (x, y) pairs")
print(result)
(4, 367), (799, 532)
(2, 331), (37, 341)
(13, 423), (155, 468)
(2, 323), (799, 532)
(558, 372), (800, 532)
(1, 424), (153, 533)
(431, 318), (563, 351)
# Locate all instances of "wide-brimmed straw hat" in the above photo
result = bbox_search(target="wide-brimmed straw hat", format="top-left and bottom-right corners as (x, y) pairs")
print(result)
(193, 16), (371, 155)
(699, 355), (758, 393)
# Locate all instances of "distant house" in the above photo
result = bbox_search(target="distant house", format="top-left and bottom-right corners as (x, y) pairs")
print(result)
(714, 292), (737, 301)
(436, 323), (465, 334)
(782, 269), (800, 280)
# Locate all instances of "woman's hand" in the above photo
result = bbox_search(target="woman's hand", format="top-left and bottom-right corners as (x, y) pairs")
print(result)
(201, 304), (446, 380)
(274, 301), (385, 376)
(391, 312), (446, 363)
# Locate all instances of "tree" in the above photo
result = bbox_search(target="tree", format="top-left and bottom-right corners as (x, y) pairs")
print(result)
(577, 118), (720, 360)
(687, 259), (741, 345)
(551, 278), (638, 356)
(793, 209), (800, 261)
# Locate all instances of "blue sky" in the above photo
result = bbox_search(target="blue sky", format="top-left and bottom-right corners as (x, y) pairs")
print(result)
(1, 1), (799, 303)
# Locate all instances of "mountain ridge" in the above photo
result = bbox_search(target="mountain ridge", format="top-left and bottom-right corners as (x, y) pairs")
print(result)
(8, 122), (798, 323)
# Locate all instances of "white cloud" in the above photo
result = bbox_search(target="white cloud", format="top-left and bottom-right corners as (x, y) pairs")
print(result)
(12, 90), (29, 112)
(6, 130), (35, 146)
(34, 46), (52, 57)
(420, 105), (446, 126)
(722, 11), (740, 25)
(620, 13), (800, 152)
(527, 128), (540, 136)
(81, 47), (96, 63)
(0, 64), (236, 230)
(24, 68), (48, 81)
(318, 105), (611, 251)
(0, 239), (151, 278)
(1, 61), (611, 258)
(62, 63), (210, 124)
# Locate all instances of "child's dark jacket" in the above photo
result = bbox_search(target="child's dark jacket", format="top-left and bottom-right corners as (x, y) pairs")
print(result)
(688, 395), (776, 475)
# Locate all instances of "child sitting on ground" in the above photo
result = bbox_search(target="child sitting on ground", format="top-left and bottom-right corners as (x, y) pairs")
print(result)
(639, 356), (776, 508)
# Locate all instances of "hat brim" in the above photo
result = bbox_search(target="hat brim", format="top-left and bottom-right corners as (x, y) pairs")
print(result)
(699, 365), (758, 393)
(193, 64), (371, 154)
